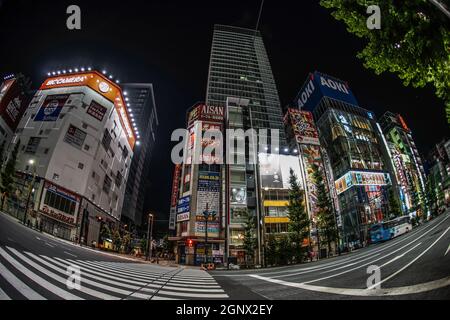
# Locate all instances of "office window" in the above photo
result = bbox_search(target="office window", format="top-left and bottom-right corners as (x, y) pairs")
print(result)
(103, 175), (112, 194)
(44, 189), (76, 216)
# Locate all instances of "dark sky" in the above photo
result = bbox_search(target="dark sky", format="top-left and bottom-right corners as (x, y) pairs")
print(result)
(0, 0), (448, 233)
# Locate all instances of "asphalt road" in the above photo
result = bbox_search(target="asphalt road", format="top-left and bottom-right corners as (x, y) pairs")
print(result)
(211, 211), (450, 300)
(0, 212), (229, 300)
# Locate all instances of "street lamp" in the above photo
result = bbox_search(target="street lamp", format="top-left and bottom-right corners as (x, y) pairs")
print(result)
(23, 159), (36, 225)
(203, 203), (216, 264)
(146, 213), (154, 261)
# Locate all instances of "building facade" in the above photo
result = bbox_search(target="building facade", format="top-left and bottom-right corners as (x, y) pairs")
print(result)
(295, 71), (395, 247)
(120, 83), (158, 231)
(10, 71), (136, 243)
(379, 112), (427, 215)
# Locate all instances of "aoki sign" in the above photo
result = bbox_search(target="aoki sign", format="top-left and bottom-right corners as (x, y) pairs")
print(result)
(297, 71), (359, 109)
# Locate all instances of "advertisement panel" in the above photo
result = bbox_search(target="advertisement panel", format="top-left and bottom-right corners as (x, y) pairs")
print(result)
(195, 171), (220, 238)
(335, 171), (391, 195)
(177, 212), (190, 222)
(0, 79), (29, 131)
(177, 196), (191, 214)
(300, 144), (325, 219)
(296, 71), (359, 110)
(87, 100), (107, 121)
(287, 109), (320, 146)
(64, 124), (87, 149)
(188, 103), (224, 127)
(170, 164), (182, 208)
(39, 181), (81, 225)
(35, 94), (69, 121)
(258, 154), (303, 190)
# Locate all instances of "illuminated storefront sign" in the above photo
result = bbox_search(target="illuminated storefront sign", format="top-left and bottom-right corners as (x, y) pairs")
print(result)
(335, 171), (391, 195)
(39, 72), (135, 148)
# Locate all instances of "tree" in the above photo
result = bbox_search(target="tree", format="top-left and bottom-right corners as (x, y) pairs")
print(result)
(277, 234), (293, 265)
(320, 1), (450, 120)
(287, 168), (310, 263)
(122, 232), (131, 254)
(426, 173), (438, 214)
(112, 229), (122, 252)
(387, 186), (402, 219)
(312, 164), (338, 258)
(265, 234), (278, 266)
(0, 142), (5, 166)
(243, 212), (257, 267)
(0, 141), (20, 211)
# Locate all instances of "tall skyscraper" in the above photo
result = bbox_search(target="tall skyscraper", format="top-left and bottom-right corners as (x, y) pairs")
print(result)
(206, 24), (287, 146)
(120, 83), (158, 231)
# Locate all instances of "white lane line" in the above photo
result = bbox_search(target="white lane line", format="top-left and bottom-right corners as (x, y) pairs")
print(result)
(64, 251), (77, 258)
(379, 242), (422, 268)
(7, 237), (16, 243)
(36, 237), (41, 241)
(0, 286), (11, 300)
(151, 295), (182, 300)
(23, 251), (120, 300)
(155, 290), (229, 299)
(74, 260), (166, 279)
(445, 244), (450, 256)
(0, 261), (45, 300)
(369, 226), (450, 290)
(249, 274), (450, 297)
(256, 215), (450, 277)
(45, 243), (55, 248)
(301, 216), (450, 284)
(41, 256), (152, 299)
(0, 247), (82, 300)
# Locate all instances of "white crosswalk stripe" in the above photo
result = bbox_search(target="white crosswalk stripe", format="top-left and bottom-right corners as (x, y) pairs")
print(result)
(0, 246), (228, 300)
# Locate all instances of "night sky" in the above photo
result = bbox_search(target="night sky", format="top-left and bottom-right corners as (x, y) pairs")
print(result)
(0, 0), (448, 234)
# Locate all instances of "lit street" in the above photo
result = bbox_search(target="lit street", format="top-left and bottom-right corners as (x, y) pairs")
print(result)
(0, 212), (230, 300)
(211, 211), (450, 300)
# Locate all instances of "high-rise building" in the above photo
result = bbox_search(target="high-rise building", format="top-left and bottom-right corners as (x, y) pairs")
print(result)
(120, 83), (158, 231)
(11, 70), (136, 242)
(379, 112), (426, 215)
(295, 71), (395, 246)
(206, 24), (287, 146)
(0, 74), (32, 149)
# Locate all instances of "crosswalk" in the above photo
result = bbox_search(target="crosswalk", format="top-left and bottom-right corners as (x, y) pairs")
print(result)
(0, 246), (228, 300)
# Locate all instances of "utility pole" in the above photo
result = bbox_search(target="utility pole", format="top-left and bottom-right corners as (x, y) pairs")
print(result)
(146, 213), (154, 261)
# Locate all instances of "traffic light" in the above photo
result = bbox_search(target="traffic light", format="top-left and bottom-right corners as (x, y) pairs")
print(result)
(188, 239), (193, 247)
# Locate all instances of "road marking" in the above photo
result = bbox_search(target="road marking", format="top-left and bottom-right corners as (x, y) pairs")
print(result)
(0, 261), (45, 300)
(249, 274), (450, 297)
(64, 251), (77, 258)
(155, 290), (228, 299)
(368, 226), (450, 290)
(7, 237), (16, 243)
(0, 247), (82, 300)
(445, 244), (450, 256)
(23, 251), (120, 300)
(0, 286), (11, 300)
(379, 242), (422, 268)
(36, 237), (41, 240)
(45, 243), (55, 248)
(298, 216), (450, 284)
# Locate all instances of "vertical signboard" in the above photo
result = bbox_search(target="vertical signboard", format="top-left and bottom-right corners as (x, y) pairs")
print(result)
(0, 79), (30, 131)
(169, 164), (182, 230)
(195, 171), (220, 238)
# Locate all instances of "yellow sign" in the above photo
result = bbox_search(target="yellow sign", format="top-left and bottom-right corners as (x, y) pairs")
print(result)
(263, 200), (289, 207)
(264, 217), (290, 224)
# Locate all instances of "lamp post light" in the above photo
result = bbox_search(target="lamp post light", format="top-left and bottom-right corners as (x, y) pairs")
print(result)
(146, 213), (154, 261)
(23, 159), (36, 225)
(203, 203), (216, 264)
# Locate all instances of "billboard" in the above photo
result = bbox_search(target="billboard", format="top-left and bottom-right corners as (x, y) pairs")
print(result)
(188, 103), (224, 127)
(87, 100), (107, 122)
(258, 154), (303, 190)
(287, 109), (320, 146)
(296, 71), (359, 110)
(300, 144), (325, 219)
(64, 124), (87, 149)
(39, 181), (81, 225)
(195, 171), (220, 238)
(35, 94), (69, 121)
(177, 196), (191, 214)
(0, 79), (29, 131)
(335, 171), (391, 195)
